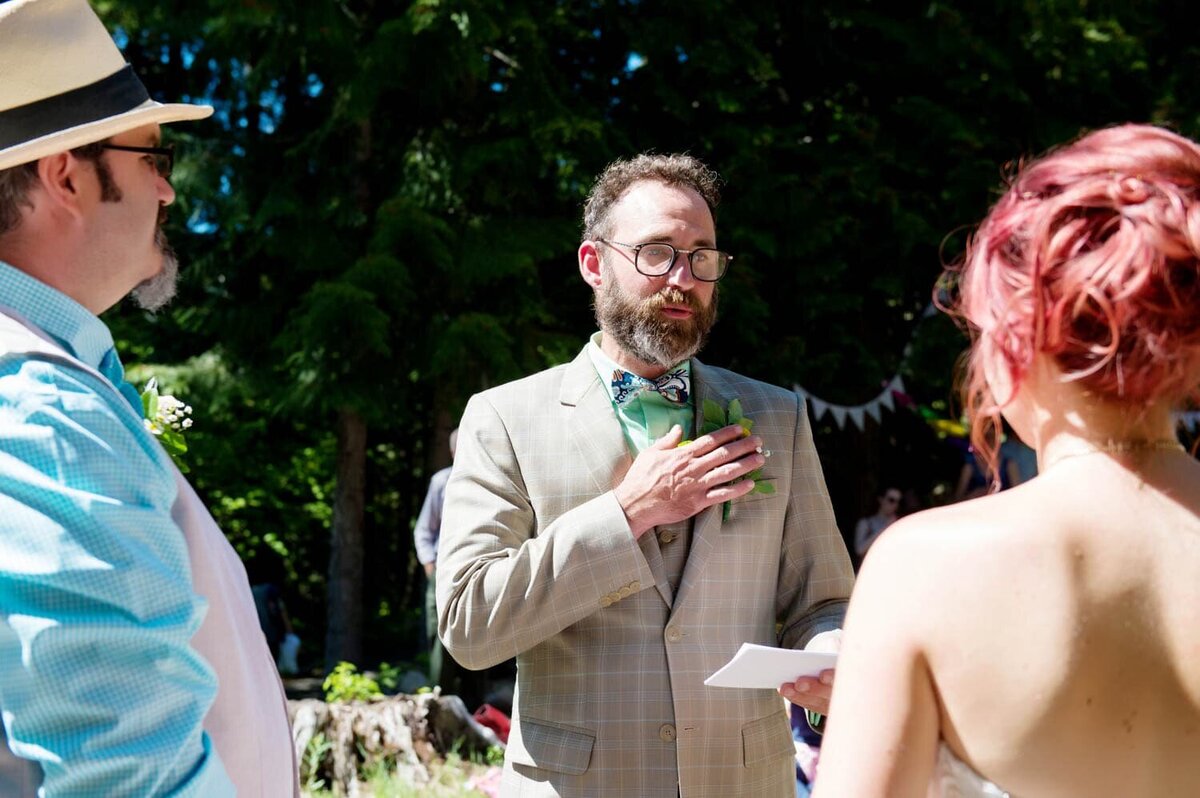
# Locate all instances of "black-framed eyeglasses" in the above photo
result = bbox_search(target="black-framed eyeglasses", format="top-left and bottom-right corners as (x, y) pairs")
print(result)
(597, 238), (732, 282)
(99, 143), (175, 179)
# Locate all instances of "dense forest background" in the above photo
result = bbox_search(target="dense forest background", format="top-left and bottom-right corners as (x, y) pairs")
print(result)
(94, 0), (1200, 672)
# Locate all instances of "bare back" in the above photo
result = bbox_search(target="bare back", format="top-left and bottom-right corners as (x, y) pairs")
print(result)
(926, 453), (1200, 796)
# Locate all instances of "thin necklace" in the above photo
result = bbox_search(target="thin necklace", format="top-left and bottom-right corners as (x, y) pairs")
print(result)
(1045, 439), (1186, 470)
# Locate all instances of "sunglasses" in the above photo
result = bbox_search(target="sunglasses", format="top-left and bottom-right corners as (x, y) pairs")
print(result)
(99, 143), (175, 179)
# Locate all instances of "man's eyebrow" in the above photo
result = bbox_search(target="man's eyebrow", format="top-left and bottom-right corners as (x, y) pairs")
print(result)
(638, 232), (716, 247)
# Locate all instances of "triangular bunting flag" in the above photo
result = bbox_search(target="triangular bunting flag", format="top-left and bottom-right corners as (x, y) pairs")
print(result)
(848, 407), (866, 429)
(879, 384), (896, 412)
(865, 402), (882, 424)
(830, 406), (848, 429)
(808, 396), (828, 421)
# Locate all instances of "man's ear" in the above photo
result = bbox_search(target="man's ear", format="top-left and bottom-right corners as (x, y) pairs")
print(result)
(35, 152), (88, 220)
(579, 240), (603, 288)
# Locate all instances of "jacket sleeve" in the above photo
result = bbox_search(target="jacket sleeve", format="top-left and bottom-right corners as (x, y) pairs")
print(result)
(776, 390), (855, 650)
(436, 393), (654, 670)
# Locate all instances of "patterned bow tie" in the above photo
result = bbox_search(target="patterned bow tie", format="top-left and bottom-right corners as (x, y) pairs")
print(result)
(610, 367), (691, 406)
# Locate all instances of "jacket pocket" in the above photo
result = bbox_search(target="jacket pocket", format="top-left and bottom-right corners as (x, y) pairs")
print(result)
(741, 710), (795, 768)
(507, 716), (596, 775)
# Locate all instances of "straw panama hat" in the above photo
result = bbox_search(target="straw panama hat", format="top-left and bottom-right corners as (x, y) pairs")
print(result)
(0, 0), (213, 172)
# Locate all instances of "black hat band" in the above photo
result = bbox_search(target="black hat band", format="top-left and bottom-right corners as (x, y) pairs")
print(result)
(0, 65), (151, 151)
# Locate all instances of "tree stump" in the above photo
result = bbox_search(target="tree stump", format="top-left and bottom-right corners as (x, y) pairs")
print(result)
(289, 690), (504, 795)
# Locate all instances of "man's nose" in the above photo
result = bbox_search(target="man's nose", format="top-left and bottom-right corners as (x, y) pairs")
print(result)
(158, 174), (176, 206)
(665, 250), (696, 290)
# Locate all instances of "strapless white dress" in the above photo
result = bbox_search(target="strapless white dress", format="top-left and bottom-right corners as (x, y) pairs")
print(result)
(928, 742), (1011, 797)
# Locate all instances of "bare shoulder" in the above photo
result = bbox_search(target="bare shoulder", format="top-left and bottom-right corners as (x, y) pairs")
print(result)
(857, 491), (1049, 609)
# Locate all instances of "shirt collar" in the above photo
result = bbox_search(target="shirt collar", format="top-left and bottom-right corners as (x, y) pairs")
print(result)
(0, 260), (115, 370)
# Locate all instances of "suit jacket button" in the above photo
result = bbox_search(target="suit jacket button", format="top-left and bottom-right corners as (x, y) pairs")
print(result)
(629, 580), (640, 591)
(659, 723), (676, 742)
(600, 595), (613, 608)
(666, 627), (682, 643)
(658, 530), (676, 544)
(618, 585), (632, 598)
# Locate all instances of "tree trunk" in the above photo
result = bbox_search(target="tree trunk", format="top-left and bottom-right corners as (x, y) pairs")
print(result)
(325, 405), (367, 671)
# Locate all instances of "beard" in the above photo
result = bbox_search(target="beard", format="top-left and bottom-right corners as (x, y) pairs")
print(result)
(131, 226), (179, 311)
(594, 262), (718, 368)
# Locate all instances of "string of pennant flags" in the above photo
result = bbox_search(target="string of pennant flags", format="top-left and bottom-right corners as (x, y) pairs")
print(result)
(797, 377), (1200, 434)
(794, 375), (907, 432)
(792, 303), (935, 433)
(790, 303), (1200, 435)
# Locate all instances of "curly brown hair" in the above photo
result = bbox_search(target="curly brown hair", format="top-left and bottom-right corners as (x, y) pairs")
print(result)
(581, 153), (722, 242)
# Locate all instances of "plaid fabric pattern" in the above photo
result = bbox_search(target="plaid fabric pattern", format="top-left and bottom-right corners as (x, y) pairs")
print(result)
(438, 348), (854, 797)
(0, 262), (232, 796)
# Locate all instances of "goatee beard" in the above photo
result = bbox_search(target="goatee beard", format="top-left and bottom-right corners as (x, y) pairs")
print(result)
(131, 227), (179, 311)
(594, 263), (718, 368)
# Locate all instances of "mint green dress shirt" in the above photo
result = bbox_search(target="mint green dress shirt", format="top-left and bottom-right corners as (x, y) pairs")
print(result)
(0, 262), (232, 796)
(586, 332), (694, 454)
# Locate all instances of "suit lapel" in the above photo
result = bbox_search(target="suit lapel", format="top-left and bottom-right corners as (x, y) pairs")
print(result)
(561, 349), (671, 604)
(560, 350), (630, 495)
(673, 358), (734, 612)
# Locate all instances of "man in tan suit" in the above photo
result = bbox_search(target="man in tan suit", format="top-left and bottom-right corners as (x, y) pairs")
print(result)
(437, 154), (854, 797)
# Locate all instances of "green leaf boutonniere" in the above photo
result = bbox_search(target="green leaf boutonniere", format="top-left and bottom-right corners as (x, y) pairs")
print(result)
(141, 378), (193, 473)
(685, 398), (776, 520)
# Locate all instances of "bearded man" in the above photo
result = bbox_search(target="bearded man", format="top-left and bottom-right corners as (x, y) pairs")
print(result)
(0, 1), (295, 794)
(436, 154), (855, 797)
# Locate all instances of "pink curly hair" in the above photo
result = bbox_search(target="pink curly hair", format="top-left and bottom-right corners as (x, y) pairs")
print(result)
(945, 124), (1200, 483)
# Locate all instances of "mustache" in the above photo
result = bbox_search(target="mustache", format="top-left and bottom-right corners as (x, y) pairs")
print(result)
(645, 287), (702, 312)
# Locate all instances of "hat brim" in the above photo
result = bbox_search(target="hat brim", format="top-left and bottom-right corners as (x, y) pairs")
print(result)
(0, 98), (213, 171)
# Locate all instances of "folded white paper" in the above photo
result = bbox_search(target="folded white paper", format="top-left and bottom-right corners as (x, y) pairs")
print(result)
(704, 643), (838, 689)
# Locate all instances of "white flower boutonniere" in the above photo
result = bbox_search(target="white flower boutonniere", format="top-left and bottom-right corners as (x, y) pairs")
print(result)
(141, 378), (193, 472)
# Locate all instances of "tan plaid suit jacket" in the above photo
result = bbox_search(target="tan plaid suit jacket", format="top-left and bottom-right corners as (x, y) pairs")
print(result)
(437, 348), (854, 797)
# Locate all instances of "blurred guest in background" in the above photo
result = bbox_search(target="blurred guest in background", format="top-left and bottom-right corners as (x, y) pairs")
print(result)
(852, 485), (901, 562)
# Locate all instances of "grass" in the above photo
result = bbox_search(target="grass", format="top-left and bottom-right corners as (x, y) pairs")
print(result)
(301, 753), (495, 797)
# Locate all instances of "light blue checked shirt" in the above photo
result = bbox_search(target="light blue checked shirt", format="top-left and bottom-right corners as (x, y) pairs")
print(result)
(0, 262), (233, 796)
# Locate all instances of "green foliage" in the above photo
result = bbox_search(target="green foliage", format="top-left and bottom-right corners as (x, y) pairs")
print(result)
(377, 661), (402, 694)
(323, 662), (383, 704)
(301, 732), (332, 794)
(690, 398), (776, 521)
(299, 743), (497, 797)
(98, 0), (1200, 666)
